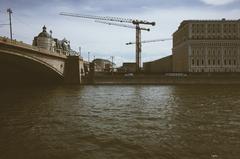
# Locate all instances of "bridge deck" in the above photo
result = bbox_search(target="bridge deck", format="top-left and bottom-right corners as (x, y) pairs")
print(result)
(0, 36), (67, 59)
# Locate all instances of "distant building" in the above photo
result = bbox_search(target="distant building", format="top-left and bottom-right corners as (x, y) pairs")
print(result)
(83, 61), (90, 74)
(92, 58), (115, 72)
(33, 26), (71, 55)
(118, 62), (137, 73)
(143, 55), (172, 73)
(33, 26), (55, 51)
(172, 19), (240, 73)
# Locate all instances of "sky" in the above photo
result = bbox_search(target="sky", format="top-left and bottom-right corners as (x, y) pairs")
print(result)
(0, 0), (240, 66)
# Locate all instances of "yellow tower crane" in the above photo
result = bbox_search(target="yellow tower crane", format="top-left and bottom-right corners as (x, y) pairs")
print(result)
(59, 12), (155, 72)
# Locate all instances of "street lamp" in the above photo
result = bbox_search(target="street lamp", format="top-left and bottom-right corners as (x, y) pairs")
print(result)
(88, 52), (90, 62)
(7, 8), (13, 40)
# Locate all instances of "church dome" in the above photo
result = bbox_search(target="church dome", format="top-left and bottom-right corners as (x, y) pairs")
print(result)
(38, 25), (50, 38)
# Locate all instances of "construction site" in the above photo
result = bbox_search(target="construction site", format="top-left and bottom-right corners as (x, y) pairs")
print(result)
(58, 12), (240, 84)
(1, 9), (240, 84)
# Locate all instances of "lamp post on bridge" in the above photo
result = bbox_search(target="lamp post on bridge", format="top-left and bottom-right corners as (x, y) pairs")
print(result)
(79, 47), (81, 57)
(7, 8), (13, 41)
(88, 52), (90, 62)
(110, 56), (114, 73)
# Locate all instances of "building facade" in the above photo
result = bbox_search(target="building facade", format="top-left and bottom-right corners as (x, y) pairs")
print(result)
(172, 19), (240, 73)
(118, 63), (137, 73)
(33, 26), (72, 55)
(92, 58), (115, 72)
(143, 55), (172, 73)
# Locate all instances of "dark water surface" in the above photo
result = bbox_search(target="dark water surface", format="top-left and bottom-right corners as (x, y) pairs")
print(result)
(0, 85), (240, 159)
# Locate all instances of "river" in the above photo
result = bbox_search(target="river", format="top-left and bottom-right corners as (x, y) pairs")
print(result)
(0, 85), (239, 159)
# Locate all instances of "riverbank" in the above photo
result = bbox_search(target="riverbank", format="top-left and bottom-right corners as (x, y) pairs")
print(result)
(83, 73), (240, 85)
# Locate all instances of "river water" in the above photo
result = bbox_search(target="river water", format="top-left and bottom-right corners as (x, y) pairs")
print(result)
(0, 85), (239, 159)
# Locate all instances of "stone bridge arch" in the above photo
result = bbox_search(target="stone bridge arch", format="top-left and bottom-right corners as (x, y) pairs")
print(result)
(0, 41), (67, 84)
(0, 39), (84, 85)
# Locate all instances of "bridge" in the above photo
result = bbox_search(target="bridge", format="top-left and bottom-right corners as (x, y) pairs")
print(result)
(0, 36), (85, 85)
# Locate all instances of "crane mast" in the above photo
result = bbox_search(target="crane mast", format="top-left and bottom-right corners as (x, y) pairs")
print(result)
(136, 24), (141, 71)
(60, 12), (155, 72)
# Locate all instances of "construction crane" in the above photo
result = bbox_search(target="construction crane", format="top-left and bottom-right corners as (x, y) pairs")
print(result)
(126, 38), (172, 45)
(95, 20), (150, 31)
(59, 12), (155, 72)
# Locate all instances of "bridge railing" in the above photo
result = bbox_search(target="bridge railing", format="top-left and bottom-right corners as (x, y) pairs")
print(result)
(0, 36), (65, 56)
(0, 36), (36, 50)
(0, 36), (83, 59)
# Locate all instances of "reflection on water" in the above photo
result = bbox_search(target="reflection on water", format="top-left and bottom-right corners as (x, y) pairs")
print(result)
(0, 85), (240, 159)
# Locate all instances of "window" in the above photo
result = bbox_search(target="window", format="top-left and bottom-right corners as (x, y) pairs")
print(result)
(234, 50), (237, 56)
(192, 59), (194, 65)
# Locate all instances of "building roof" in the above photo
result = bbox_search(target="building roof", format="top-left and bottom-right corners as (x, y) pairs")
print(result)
(178, 19), (240, 29)
(144, 55), (172, 64)
(38, 25), (51, 38)
(93, 58), (111, 63)
(173, 18), (240, 35)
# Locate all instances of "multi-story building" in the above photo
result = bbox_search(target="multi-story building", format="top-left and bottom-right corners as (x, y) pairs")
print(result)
(172, 19), (240, 73)
(92, 58), (115, 72)
(33, 26), (71, 55)
(143, 55), (172, 73)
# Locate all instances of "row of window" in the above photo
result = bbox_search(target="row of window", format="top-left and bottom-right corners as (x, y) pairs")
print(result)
(191, 68), (239, 73)
(191, 34), (239, 37)
(192, 49), (238, 56)
(191, 36), (239, 40)
(192, 23), (239, 29)
(192, 42), (239, 46)
(192, 28), (238, 34)
(192, 59), (237, 66)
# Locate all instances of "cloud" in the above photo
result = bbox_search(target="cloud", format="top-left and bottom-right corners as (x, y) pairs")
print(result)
(0, 0), (223, 13)
(201, 0), (238, 5)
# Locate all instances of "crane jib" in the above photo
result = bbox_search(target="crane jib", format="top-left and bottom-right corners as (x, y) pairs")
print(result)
(59, 12), (155, 26)
(95, 20), (150, 31)
(126, 39), (172, 45)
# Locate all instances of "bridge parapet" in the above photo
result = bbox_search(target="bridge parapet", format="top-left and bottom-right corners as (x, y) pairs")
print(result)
(0, 37), (85, 84)
(0, 36), (68, 58)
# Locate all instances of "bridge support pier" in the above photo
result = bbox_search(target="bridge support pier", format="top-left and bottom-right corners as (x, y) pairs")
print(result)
(64, 56), (84, 84)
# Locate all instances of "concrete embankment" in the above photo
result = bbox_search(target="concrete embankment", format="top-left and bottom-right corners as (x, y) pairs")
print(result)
(83, 73), (240, 85)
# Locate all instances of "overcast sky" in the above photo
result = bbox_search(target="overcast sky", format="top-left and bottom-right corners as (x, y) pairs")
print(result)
(1, 0), (240, 65)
